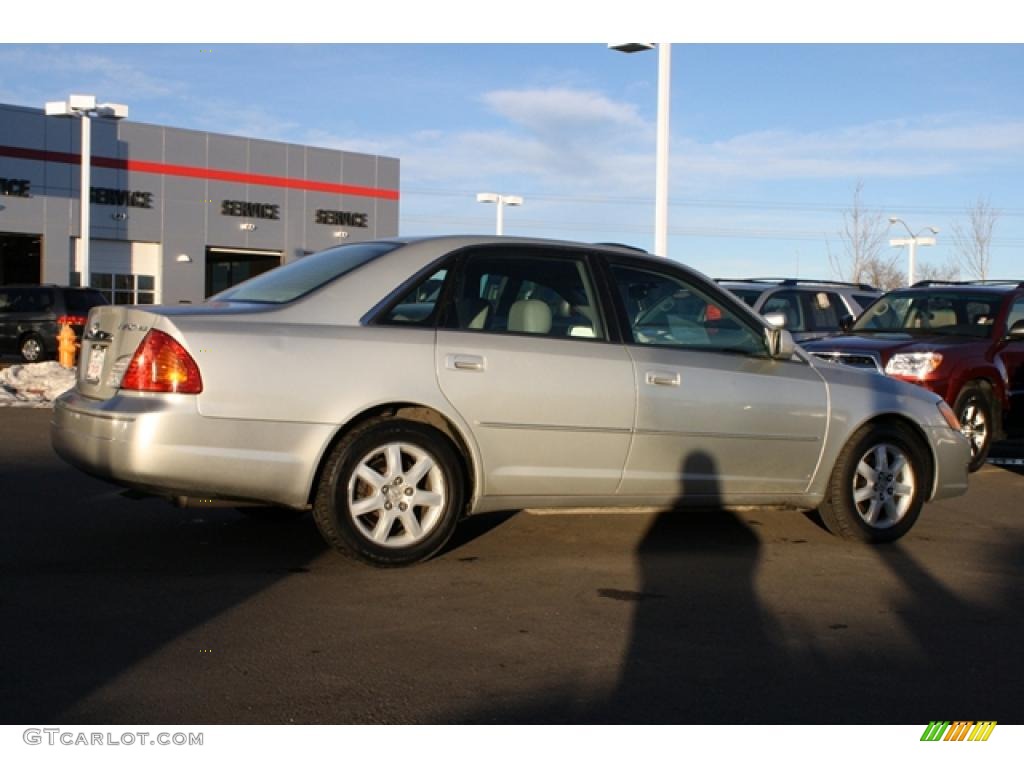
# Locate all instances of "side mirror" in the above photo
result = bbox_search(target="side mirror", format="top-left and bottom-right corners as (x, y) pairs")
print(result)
(840, 314), (855, 332)
(766, 327), (796, 360)
(763, 311), (786, 328)
(1007, 319), (1024, 340)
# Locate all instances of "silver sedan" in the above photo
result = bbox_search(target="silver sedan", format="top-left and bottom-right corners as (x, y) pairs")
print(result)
(51, 236), (971, 565)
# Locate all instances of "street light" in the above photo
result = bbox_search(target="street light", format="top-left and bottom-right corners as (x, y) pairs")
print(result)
(610, 43), (672, 257)
(476, 192), (523, 236)
(888, 217), (938, 286)
(44, 94), (129, 287)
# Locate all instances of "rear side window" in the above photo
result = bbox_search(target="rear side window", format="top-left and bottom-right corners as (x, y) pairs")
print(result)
(805, 291), (843, 331)
(213, 242), (399, 303)
(443, 250), (606, 340)
(7, 288), (52, 313)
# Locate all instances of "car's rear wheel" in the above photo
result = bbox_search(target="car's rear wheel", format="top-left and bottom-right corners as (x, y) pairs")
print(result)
(19, 333), (47, 363)
(818, 422), (928, 543)
(953, 383), (994, 472)
(312, 419), (463, 566)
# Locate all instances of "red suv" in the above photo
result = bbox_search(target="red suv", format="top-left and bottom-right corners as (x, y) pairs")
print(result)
(804, 281), (1024, 471)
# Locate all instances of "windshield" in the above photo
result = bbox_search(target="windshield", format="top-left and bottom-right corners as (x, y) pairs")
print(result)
(212, 242), (399, 303)
(851, 291), (1001, 338)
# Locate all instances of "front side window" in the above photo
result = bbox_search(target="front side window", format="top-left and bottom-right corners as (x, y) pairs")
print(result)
(1007, 297), (1024, 334)
(442, 250), (606, 340)
(762, 291), (804, 331)
(611, 265), (765, 355)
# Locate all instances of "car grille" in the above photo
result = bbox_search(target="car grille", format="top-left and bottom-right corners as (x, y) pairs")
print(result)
(811, 351), (883, 373)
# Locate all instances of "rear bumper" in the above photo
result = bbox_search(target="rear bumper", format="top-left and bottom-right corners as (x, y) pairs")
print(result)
(926, 424), (971, 501)
(51, 390), (334, 508)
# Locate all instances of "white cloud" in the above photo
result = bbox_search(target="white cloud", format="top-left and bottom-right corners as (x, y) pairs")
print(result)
(483, 88), (646, 133)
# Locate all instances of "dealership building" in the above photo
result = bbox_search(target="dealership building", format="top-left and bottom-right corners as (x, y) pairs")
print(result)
(0, 102), (400, 304)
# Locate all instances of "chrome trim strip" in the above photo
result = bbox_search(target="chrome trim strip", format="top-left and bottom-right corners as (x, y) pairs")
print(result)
(479, 422), (631, 435)
(635, 429), (820, 442)
(479, 421), (817, 442)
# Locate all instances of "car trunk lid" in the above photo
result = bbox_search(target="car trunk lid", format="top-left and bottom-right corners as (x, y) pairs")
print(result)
(76, 305), (169, 401)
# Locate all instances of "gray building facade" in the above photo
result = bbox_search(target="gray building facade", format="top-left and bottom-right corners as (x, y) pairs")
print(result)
(0, 102), (400, 304)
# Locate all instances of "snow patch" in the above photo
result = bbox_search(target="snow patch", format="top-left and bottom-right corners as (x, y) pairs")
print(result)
(0, 362), (77, 408)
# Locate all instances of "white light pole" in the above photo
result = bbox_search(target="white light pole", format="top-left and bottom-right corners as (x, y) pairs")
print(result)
(476, 192), (523, 236)
(610, 43), (672, 257)
(888, 217), (938, 286)
(45, 94), (129, 287)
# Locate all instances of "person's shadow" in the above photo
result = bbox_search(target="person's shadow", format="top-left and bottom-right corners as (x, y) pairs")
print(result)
(592, 451), (784, 723)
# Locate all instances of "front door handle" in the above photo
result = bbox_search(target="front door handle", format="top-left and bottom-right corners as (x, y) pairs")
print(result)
(447, 354), (485, 372)
(645, 370), (681, 387)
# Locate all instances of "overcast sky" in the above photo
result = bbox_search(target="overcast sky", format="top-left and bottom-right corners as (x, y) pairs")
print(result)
(3, 5), (1023, 281)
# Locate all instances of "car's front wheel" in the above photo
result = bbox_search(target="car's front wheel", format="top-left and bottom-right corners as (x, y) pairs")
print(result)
(953, 383), (995, 472)
(312, 418), (464, 566)
(818, 422), (928, 543)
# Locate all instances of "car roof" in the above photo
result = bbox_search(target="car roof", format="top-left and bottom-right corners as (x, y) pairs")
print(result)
(716, 278), (880, 292)
(392, 234), (658, 260)
(900, 280), (1024, 293)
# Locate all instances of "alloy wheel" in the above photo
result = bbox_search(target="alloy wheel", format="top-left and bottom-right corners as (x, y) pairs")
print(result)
(851, 442), (916, 529)
(346, 442), (447, 548)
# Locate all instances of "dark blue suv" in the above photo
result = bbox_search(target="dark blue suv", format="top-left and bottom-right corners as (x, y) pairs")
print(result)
(0, 285), (108, 363)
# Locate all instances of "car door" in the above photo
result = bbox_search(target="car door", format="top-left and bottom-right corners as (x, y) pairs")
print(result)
(608, 261), (828, 500)
(435, 246), (635, 498)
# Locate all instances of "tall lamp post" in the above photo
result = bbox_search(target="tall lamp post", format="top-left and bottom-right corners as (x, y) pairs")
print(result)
(888, 217), (938, 286)
(610, 43), (671, 257)
(45, 94), (129, 287)
(476, 192), (523, 236)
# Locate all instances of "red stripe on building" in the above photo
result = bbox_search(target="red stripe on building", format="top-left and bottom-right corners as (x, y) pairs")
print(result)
(0, 144), (400, 201)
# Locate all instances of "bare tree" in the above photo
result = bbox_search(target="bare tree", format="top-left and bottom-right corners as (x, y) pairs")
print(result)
(828, 180), (904, 290)
(951, 196), (999, 280)
(916, 258), (961, 283)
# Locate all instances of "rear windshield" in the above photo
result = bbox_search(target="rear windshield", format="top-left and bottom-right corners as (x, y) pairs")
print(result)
(852, 291), (1003, 338)
(212, 242), (400, 304)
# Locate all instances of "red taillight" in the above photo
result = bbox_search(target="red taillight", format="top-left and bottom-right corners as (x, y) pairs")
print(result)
(57, 315), (88, 326)
(120, 329), (203, 394)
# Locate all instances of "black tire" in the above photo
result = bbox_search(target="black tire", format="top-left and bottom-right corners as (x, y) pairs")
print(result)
(953, 383), (995, 472)
(19, 333), (47, 363)
(818, 422), (929, 543)
(312, 418), (464, 567)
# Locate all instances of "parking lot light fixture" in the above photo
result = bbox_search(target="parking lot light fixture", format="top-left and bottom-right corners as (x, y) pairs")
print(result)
(610, 43), (671, 257)
(44, 95), (129, 287)
(888, 217), (939, 286)
(476, 192), (524, 236)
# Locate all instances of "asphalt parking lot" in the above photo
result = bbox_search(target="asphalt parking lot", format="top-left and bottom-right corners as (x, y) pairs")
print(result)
(1, 407), (1022, 725)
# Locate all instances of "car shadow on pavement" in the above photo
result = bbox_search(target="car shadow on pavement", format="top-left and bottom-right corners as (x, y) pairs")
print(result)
(0, 451), (330, 723)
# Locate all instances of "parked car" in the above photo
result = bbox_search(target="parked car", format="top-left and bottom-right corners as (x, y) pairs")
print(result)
(804, 280), (1024, 471)
(51, 237), (969, 566)
(0, 284), (109, 362)
(717, 278), (882, 343)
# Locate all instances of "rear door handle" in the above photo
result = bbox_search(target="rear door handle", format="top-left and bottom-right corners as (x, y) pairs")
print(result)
(447, 354), (485, 372)
(645, 370), (681, 387)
